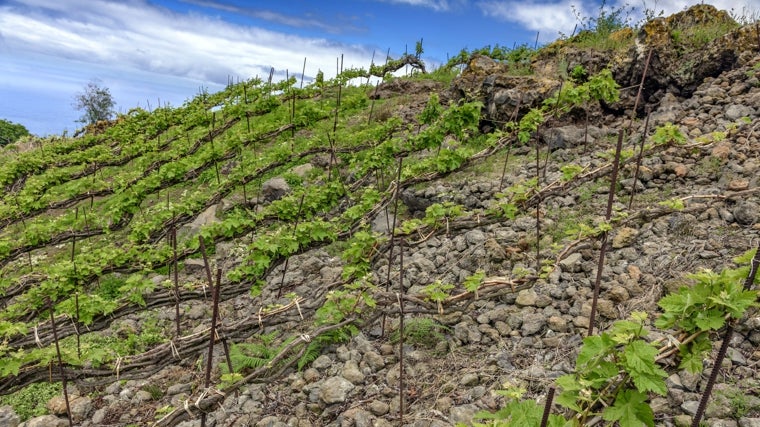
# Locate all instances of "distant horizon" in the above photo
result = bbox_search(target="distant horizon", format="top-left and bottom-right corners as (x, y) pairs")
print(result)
(1, 0), (756, 137)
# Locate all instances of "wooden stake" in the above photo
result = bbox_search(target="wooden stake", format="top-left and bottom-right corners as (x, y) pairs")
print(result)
(199, 236), (214, 302)
(398, 244), (406, 425)
(536, 132), (541, 272)
(277, 194), (306, 298)
(628, 108), (652, 209)
(201, 267), (222, 427)
(172, 227), (181, 337)
(540, 387), (556, 427)
(587, 129), (624, 336)
(49, 300), (73, 427)
(382, 158), (403, 337)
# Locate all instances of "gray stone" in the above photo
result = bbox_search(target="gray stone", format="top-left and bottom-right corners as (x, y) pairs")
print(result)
(449, 404), (479, 424)
(547, 316), (568, 332)
(725, 104), (754, 120)
(706, 392), (734, 418)
(666, 373), (684, 390)
(132, 390), (154, 403)
(400, 189), (433, 214)
(608, 285), (630, 303)
(261, 177), (291, 202)
(362, 351), (385, 372)
(727, 347), (747, 365)
(303, 368), (320, 383)
(520, 313), (546, 336)
(484, 238), (505, 262)
(104, 382), (121, 395)
(674, 414), (692, 427)
(369, 400), (389, 416)
(178, 204), (221, 239)
(70, 396), (92, 422)
(319, 377), (354, 404)
(341, 360), (365, 384)
(91, 408), (107, 425)
(464, 229), (486, 246)
(47, 395), (70, 415)
(311, 355), (332, 370)
(515, 289), (538, 307)
(739, 418), (760, 427)
(256, 416), (285, 427)
(682, 400), (699, 415)
(454, 321), (482, 344)
(348, 408), (374, 427)
(680, 369), (702, 391)
(710, 420), (738, 427)
(371, 211), (396, 234)
(23, 415), (68, 427)
(559, 253), (583, 272)
(734, 201), (758, 225)
(184, 258), (207, 274)
(460, 373), (479, 386)
(0, 406), (19, 427)
(540, 125), (587, 150)
(612, 227), (638, 249)
(335, 345), (352, 362)
(167, 383), (193, 395)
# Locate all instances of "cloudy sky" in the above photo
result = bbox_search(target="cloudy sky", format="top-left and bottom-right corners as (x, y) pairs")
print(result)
(0, 0), (755, 136)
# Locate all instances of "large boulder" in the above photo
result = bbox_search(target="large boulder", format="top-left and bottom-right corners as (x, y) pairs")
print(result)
(0, 406), (19, 427)
(452, 4), (754, 124)
(449, 54), (561, 125)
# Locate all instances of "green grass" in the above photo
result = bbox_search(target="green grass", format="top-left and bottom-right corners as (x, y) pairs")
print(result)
(670, 20), (739, 53)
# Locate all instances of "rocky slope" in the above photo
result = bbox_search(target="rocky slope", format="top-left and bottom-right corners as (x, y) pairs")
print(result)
(1, 4), (760, 427)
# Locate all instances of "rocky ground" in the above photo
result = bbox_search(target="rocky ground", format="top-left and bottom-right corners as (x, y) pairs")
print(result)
(2, 5), (760, 427)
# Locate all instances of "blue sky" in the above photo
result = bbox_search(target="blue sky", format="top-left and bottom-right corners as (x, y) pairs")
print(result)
(1, 0), (756, 136)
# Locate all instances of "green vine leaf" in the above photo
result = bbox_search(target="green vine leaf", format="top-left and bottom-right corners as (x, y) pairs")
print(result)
(623, 340), (667, 395)
(602, 389), (655, 427)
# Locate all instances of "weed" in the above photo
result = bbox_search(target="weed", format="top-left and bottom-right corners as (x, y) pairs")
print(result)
(566, 0), (635, 50)
(142, 384), (164, 400)
(569, 64), (589, 83)
(390, 317), (449, 349)
(720, 387), (751, 418)
(0, 382), (61, 421)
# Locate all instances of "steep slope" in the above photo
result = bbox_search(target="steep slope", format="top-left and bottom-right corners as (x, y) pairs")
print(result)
(0, 4), (759, 427)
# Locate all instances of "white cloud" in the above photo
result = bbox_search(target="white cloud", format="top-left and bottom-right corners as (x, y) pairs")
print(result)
(0, 0), (380, 134)
(622, 0), (760, 24)
(477, 0), (586, 41)
(476, 0), (759, 43)
(0, 0), (375, 85)
(178, 0), (363, 34)
(378, 0), (463, 12)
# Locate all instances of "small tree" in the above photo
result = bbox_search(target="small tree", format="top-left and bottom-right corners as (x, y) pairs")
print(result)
(73, 79), (116, 125)
(0, 119), (30, 146)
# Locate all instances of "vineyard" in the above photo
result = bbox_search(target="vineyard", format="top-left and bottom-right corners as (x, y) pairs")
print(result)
(1, 4), (760, 427)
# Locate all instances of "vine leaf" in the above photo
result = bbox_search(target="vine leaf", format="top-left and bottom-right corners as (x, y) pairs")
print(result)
(602, 389), (654, 427)
(623, 340), (667, 395)
(575, 334), (615, 368)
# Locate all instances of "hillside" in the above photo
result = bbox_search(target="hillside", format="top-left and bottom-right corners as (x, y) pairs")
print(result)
(1, 4), (759, 427)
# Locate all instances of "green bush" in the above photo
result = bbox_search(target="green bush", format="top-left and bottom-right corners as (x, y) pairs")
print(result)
(0, 119), (30, 146)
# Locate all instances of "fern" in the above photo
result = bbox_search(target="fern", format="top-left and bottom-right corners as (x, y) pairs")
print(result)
(226, 331), (281, 373)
